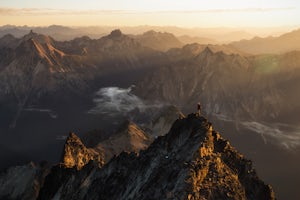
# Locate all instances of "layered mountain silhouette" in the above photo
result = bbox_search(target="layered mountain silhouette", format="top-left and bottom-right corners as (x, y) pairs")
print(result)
(0, 29), (300, 199)
(230, 28), (300, 54)
(0, 25), (256, 43)
(0, 29), (159, 99)
(177, 35), (218, 45)
(134, 46), (300, 124)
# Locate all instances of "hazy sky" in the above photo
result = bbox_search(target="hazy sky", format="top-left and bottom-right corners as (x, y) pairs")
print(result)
(0, 0), (300, 27)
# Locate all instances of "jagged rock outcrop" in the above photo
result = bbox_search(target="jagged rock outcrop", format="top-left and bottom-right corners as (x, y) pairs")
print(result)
(38, 114), (275, 200)
(95, 120), (152, 162)
(61, 132), (104, 170)
(0, 162), (49, 200)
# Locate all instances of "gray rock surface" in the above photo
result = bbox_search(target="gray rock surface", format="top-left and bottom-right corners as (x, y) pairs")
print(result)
(38, 114), (275, 200)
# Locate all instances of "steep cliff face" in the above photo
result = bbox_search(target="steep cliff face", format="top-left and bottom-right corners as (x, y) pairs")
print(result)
(61, 132), (104, 170)
(39, 114), (275, 200)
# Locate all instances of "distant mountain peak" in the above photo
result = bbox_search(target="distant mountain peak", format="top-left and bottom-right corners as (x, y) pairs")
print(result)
(21, 30), (53, 45)
(108, 29), (123, 38)
(202, 46), (214, 55)
(24, 30), (38, 39)
(194, 46), (214, 61)
(1, 33), (15, 40)
(0, 33), (18, 48)
(96, 120), (152, 162)
(143, 30), (157, 35)
(135, 29), (183, 51)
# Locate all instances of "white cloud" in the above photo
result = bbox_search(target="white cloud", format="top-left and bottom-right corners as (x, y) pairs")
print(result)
(213, 113), (300, 150)
(241, 121), (300, 150)
(88, 86), (163, 116)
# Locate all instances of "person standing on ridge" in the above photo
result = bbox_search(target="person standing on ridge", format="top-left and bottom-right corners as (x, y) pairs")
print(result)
(197, 102), (202, 116)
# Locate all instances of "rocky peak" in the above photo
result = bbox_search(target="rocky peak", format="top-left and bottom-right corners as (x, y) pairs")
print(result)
(71, 35), (92, 45)
(199, 46), (214, 57)
(61, 132), (104, 170)
(107, 29), (123, 39)
(39, 114), (275, 200)
(29, 29), (36, 36)
(0, 34), (19, 48)
(0, 34), (16, 42)
(96, 120), (152, 162)
(136, 30), (183, 51)
(96, 29), (143, 51)
(143, 30), (157, 36)
(21, 30), (53, 45)
(22, 30), (38, 41)
(160, 114), (275, 200)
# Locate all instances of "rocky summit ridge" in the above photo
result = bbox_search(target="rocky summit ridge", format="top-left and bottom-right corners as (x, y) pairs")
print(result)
(38, 114), (275, 200)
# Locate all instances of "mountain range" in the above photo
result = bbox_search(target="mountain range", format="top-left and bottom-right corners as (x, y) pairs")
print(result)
(230, 28), (300, 54)
(0, 28), (300, 199)
(0, 25), (261, 42)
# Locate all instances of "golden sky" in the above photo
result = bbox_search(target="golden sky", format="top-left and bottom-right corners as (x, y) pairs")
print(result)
(0, 0), (300, 27)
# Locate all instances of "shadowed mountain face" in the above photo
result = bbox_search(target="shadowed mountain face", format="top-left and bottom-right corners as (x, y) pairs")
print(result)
(0, 161), (50, 200)
(95, 120), (152, 162)
(134, 46), (300, 126)
(132, 47), (300, 199)
(36, 114), (275, 200)
(0, 29), (160, 102)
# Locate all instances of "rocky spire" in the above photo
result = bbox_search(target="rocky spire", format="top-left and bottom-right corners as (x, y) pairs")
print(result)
(61, 132), (104, 170)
